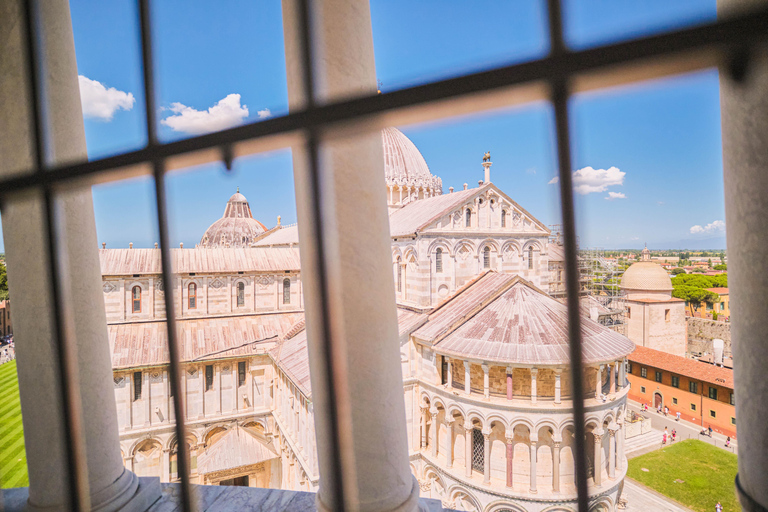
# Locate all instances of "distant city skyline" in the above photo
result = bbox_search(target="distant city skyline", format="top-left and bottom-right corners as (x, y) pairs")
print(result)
(0, 0), (726, 252)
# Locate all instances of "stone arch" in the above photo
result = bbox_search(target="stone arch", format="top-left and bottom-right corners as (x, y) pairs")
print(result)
(588, 496), (613, 512)
(485, 413), (507, 431)
(534, 419), (558, 436)
(403, 245), (418, 265)
(465, 409), (485, 430)
(501, 240), (522, 262)
(541, 506), (576, 512)
(423, 464), (448, 502)
(477, 239), (501, 256)
(203, 425), (228, 447)
(509, 417), (535, 433)
(485, 500), (528, 512)
(522, 239), (543, 252)
(166, 432), (198, 451)
(132, 437), (163, 478)
(454, 239), (477, 254)
(431, 396), (448, 411)
(557, 418), (575, 438)
(427, 238), (453, 257)
(391, 246), (403, 260)
(447, 484), (481, 512)
(446, 403), (466, 419)
(242, 419), (267, 433)
(488, 418), (507, 482)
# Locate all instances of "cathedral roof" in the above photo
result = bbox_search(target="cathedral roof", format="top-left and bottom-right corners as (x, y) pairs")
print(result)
(197, 425), (278, 476)
(382, 127), (442, 193)
(415, 272), (634, 365)
(99, 247), (300, 275)
(199, 190), (268, 248)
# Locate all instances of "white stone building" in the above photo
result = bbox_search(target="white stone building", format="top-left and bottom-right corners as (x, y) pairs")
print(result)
(103, 128), (634, 511)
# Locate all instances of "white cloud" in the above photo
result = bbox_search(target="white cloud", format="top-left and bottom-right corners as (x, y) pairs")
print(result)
(78, 75), (135, 121)
(630, 236), (640, 241)
(572, 166), (625, 195)
(548, 176), (559, 185)
(605, 191), (626, 200)
(257, 108), (271, 119)
(161, 94), (249, 134)
(526, 168), (537, 175)
(690, 220), (725, 235)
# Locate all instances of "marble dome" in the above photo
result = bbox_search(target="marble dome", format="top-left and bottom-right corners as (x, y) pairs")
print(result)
(621, 247), (673, 292)
(382, 127), (442, 206)
(199, 190), (267, 248)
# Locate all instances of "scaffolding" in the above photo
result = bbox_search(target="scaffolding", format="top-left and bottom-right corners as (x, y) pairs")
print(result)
(578, 247), (627, 335)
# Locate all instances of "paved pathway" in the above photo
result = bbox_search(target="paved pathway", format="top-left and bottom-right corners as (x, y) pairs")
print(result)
(621, 478), (695, 512)
(627, 401), (737, 455)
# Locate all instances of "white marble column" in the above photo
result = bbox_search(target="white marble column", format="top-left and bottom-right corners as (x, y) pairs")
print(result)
(530, 439), (538, 493)
(464, 361), (471, 395)
(617, 421), (624, 470)
(443, 417), (454, 468)
(553, 441), (561, 493)
(0, 1), (159, 509)
(619, 357), (626, 389)
(446, 357), (452, 387)
(595, 365), (603, 399)
(482, 429), (491, 484)
(420, 406), (429, 449)
(215, 364), (222, 415)
(482, 363), (490, 399)
(608, 429), (616, 479)
(430, 409), (439, 458)
(593, 432), (603, 486)
(162, 449), (171, 483)
(554, 370), (562, 404)
(465, 427), (473, 478)
(530, 367), (538, 404)
(610, 363), (616, 395)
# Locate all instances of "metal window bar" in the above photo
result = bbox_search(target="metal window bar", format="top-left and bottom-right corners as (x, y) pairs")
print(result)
(2, 1), (767, 511)
(472, 428), (484, 472)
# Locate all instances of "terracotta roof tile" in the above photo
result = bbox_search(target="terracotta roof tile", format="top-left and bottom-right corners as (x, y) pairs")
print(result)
(629, 345), (733, 389)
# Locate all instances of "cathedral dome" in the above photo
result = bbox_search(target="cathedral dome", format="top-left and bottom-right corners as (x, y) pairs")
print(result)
(621, 262), (673, 292)
(199, 189), (267, 248)
(382, 127), (442, 208)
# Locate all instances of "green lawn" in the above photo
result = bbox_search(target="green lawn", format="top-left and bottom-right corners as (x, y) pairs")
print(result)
(627, 439), (739, 512)
(0, 361), (28, 488)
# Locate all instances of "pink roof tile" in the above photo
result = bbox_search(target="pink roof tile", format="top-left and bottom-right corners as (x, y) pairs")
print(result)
(629, 346), (734, 389)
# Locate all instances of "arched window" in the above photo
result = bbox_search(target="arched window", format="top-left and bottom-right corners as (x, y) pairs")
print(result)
(435, 248), (443, 273)
(483, 247), (491, 269)
(528, 246), (534, 270)
(501, 209), (507, 228)
(396, 257), (402, 292)
(188, 283), (197, 309)
(132, 286), (141, 313)
(465, 208), (471, 227)
(283, 278), (291, 304)
(237, 282), (245, 307)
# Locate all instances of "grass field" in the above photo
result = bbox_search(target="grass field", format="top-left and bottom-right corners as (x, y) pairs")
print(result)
(627, 439), (739, 512)
(0, 361), (28, 489)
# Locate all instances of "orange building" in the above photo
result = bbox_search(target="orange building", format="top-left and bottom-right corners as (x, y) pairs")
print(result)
(627, 345), (736, 438)
(0, 300), (11, 337)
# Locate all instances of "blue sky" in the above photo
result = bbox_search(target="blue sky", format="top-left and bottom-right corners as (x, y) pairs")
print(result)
(0, 0), (726, 252)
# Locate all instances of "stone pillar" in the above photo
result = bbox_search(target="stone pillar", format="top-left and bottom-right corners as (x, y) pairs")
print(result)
(0, 1), (159, 509)
(619, 358), (626, 389)
(444, 417), (454, 468)
(482, 363), (490, 399)
(215, 365), (222, 415)
(553, 441), (561, 493)
(143, 372), (151, 426)
(482, 429), (491, 484)
(505, 436), (514, 488)
(554, 370), (562, 404)
(506, 366), (514, 400)
(593, 432), (603, 486)
(530, 367), (538, 404)
(617, 421), (624, 470)
(430, 409), (438, 458)
(162, 449), (171, 483)
(464, 427), (473, 478)
(595, 365), (603, 399)
(446, 357), (452, 387)
(608, 429), (616, 479)
(610, 363), (616, 395)
(529, 440), (538, 493)
(420, 406), (428, 449)
(282, 0), (418, 509)
(464, 361), (471, 395)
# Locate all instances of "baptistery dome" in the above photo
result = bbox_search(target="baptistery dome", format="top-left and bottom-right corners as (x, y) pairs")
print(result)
(382, 127), (442, 209)
(199, 189), (267, 248)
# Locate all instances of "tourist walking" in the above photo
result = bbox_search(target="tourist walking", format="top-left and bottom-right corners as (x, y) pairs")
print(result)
(726, 436), (731, 448)
(676, 411), (681, 421)
(716, 501), (723, 512)
(664, 406), (669, 416)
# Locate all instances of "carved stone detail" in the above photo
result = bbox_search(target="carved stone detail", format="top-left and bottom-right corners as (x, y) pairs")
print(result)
(103, 282), (117, 293)
(209, 279), (224, 289)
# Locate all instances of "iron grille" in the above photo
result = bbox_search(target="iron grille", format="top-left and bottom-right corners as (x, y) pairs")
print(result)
(472, 428), (484, 472)
(1, 0), (766, 510)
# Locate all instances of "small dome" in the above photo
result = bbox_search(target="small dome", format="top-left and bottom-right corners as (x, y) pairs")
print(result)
(382, 127), (442, 207)
(621, 261), (673, 292)
(200, 190), (267, 248)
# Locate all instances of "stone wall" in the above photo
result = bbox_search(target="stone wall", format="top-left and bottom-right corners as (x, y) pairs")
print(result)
(686, 317), (732, 357)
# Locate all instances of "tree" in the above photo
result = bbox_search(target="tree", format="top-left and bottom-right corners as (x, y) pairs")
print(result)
(714, 264), (727, 270)
(708, 258), (712, 268)
(0, 260), (7, 301)
(671, 268), (687, 276)
(672, 285), (720, 315)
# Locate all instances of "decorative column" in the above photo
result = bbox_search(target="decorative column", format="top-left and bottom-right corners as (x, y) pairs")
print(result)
(608, 428), (617, 479)
(554, 370), (562, 404)
(162, 449), (171, 483)
(419, 406), (428, 449)
(0, 1), (160, 509)
(530, 367), (538, 404)
(506, 366), (514, 400)
(215, 364), (222, 415)
(530, 439), (538, 493)
(593, 431), (603, 486)
(482, 429), (491, 484)
(465, 426), (473, 478)
(595, 365), (604, 399)
(443, 416), (455, 468)
(482, 363), (490, 399)
(446, 357), (452, 387)
(619, 358), (626, 389)
(616, 421), (624, 470)
(609, 363), (616, 396)
(283, 0), (419, 509)
(553, 441), (561, 493)
(505, 435), (514, 488)
(464, 361), (471, 395)
(430, 408), (438, 457)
